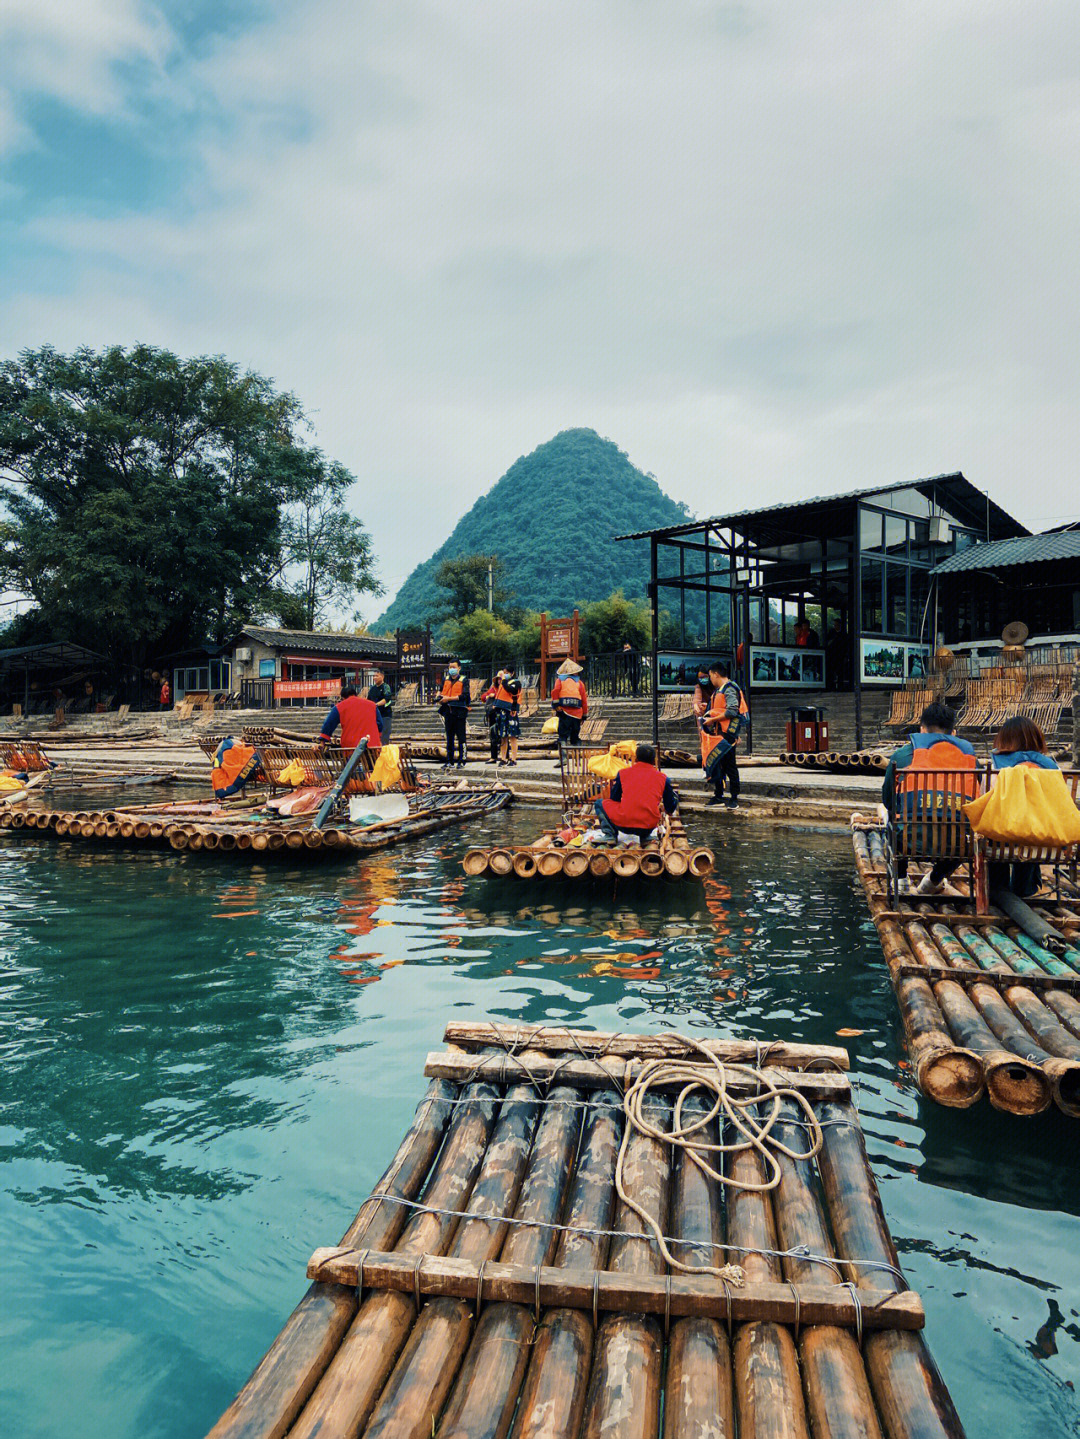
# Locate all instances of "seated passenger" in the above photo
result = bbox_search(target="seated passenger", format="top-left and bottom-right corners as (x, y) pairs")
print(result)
(988, 715), (1058, 898)
(594, 744), (678, 843)
(318, 684), (383, 753)
(882, 701), (978, 895)
(212, 737), (262, 799)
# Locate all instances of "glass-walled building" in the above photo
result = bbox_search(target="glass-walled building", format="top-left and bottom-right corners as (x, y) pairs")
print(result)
(620, 474), (1025, 738)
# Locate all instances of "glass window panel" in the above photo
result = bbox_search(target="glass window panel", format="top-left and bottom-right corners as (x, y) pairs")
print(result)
(859, 509), (884, 552)
(708, 591), (732, 647)
(909, 520), (932, 565)
(910, 570), (930, 640)
(883, 515), (907, 559)
(804, 604), (822, 642)
(885, 565), (908, 636)
(861, 558), (884, 634)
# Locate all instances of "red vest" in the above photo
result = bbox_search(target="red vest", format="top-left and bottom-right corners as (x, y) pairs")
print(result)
(337, 694), (382, 752)
(603, 763), (667, 831)
(553, 676), (587, 714)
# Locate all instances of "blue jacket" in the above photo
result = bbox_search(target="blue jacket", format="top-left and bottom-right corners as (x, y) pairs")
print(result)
(993, 750), (1058, 770)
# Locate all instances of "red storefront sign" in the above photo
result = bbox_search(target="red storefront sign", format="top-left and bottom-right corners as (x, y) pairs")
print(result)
(274, 678), (342, 699)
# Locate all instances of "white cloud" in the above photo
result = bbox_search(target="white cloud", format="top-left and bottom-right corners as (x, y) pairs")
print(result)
(0, 0), (173, 149)
(2, 0), (1079, 617)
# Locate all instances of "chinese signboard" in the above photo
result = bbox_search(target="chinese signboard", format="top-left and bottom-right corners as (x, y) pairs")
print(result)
(274, 678), (342, 700)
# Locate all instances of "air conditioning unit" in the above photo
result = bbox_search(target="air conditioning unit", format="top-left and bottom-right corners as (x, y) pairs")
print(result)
(928, 517), (952, 545)
(234, 647), (252, 662)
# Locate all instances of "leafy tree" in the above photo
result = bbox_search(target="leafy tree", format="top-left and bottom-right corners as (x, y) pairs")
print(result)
(433, 553), (511, 619)
(273, 462), (380, 629)
(0, 345), (378, 665)
(580, 590), (652, 653)
(440, 609), (516, 669)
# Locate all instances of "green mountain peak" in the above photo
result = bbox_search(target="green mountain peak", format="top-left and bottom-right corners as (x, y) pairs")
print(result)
(373, 428), (690, 630)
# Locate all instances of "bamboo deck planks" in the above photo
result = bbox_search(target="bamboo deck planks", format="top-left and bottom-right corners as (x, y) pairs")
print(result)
(853, 823), (1080, 1116)
(462, 817), (714, 883)
(207, 1023), (963, 1439)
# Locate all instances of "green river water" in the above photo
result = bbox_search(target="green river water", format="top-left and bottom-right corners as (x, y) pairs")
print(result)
(2, 799), (1079, 1438)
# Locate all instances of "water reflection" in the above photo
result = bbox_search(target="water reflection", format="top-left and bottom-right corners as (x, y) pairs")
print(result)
(2, 809), (1080, 1437)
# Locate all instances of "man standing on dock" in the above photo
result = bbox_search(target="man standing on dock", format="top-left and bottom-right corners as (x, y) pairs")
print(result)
(318, 683), (383, 753)
(438, 660), (471, 768)
(367, 668), (394, 743)
(702, 659), (748, 809)
(550, 659), (588, 747)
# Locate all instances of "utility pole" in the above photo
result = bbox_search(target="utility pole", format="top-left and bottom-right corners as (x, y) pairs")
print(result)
(488, 559), (494, 669)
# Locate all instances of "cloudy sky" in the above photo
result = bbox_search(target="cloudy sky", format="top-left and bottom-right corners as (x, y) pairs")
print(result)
(2, 1), (1078, 618)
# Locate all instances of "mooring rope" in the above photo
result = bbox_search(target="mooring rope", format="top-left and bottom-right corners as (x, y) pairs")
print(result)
(613, 1032), (824, 1286)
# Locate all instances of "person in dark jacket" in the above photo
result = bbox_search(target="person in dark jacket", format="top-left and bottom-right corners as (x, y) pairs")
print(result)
(367, 668), (393, 743)
(481, 671), (503, 763)
(438, 660), (471, 768)
(594, 744), (678, 842)
(881, 701), (977, 895)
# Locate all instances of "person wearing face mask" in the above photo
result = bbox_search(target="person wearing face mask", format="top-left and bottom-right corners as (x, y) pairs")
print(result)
(691, 668), (712, 730)
(493, 663), (522, 767)
(438, 660), (471, 768)
(480, 671), (504, 763)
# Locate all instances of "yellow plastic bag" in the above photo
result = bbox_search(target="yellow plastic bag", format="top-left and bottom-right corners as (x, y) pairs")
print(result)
(963, 767), (1080, 848)
(541, 715), (558, 734)
(277, 758), (307, 787)
(587, 740), (636, 782)
(370, 744), (404, 791)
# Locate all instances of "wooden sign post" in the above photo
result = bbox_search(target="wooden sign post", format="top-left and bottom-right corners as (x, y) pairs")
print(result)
(539, 609), (581, 698)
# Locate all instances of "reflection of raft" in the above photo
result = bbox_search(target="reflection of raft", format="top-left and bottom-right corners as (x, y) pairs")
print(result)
(3, 787), (510, 857)
(207, 1021), (962, 1439)
(853, 820), (1080, 1116)
(462, 816), (714, 882)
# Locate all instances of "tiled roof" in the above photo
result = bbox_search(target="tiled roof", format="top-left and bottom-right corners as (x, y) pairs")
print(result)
(930, 530), (1080, 575)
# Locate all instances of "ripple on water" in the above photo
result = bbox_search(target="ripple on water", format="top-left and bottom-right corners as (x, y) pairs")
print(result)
(0, 810), (1078, 1436)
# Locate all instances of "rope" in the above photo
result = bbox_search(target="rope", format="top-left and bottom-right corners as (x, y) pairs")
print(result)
(613, 1032), (824, 1287)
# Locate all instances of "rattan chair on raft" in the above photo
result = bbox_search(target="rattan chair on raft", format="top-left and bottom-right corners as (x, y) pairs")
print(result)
(885, 765), (987, 909)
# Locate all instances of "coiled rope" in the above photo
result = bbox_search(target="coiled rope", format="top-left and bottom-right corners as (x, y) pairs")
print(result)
(613, 1033), (824, 1286)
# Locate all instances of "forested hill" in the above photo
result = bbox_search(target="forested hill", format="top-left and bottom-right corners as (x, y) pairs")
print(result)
(374, 429), (690, 630)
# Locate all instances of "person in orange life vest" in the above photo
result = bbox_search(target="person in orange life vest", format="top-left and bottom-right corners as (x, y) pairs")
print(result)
(702, 659), (749, 809)
(494, 663), (522, 767)
(550, 659), (588, 747)
(480, 671), (503, 763)
(594, 744), (678, 842)
(881, 701), (977, 896)
(438, 661), (471, 768)
(318, 683), (383, 753)
(212, 736), (262, 799)
(159, 676), (171, 709)
(988, 715), (1059, 898)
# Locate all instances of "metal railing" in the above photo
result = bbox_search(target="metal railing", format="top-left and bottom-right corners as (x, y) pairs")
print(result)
(585, 650), (651, 699)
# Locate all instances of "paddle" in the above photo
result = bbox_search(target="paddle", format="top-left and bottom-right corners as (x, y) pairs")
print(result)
(313, 738), (369, 830)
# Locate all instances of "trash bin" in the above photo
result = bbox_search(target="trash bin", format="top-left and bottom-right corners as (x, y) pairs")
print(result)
(786, 706), (829, 753)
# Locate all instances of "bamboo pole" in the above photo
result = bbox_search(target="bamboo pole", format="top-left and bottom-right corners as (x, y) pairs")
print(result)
(580, 1096), (672, 1439)
(771, 1099), (883, 1438)
(209, 1080), (457, 1439)
(286, 1083), (503, 1439)
(727, 1135), (810, 1438)
(361, 1084), (542, 1439)
(562, 850), (589, 879)
(488, 849), (514, 877)
(687, 849), (714, 878)
(512, 851), (538, 879)
(588, 850), (613, 879)
(816, 1100), (966, 1439)
(663, 1095), (736, 1439)
(435, 1086), (582, 1438)
(462, 850), (489, 877)
(611, 849), (641, 879)
(639, 850), (665, 878)
(510, 1097), (624, 1439)
(663, 849), (689, 878)
(537, 850), (565, 878)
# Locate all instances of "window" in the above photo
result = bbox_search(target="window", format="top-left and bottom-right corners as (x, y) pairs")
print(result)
(861, 559), (884, 633)
(883, 514), (907, 559)
(859, 510), (883, 552)
(885, 564), (907, 636)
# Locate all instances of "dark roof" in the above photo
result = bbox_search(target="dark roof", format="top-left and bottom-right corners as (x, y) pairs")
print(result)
(0, 641), (108, 670)
(234, 626), (452, 661)
(931, 530), (1080, 576)
(616, 474), (1026, 544)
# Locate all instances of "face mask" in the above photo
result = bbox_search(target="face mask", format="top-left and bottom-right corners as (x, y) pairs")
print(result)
(448, 668), (459, 678)
(697, 676), (709, 687)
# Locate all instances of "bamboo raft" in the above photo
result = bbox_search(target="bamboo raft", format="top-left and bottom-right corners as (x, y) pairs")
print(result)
(853, 820), (1080, 1116)
(207, 1022), (963, 1439)
(1, 787), (510, 858)
(462, 815), (715, 883)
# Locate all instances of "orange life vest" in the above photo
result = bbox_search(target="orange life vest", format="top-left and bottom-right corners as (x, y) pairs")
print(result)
(441, 677), (465, 702)
(553, 676), (586, 714)
(211, 743), (257, 794)
(495, 678), (519, 706)
(701, 681), (749, 764)
(902, 733), (979, 804)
